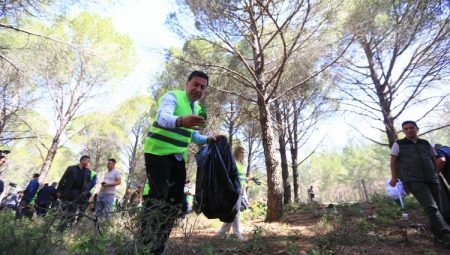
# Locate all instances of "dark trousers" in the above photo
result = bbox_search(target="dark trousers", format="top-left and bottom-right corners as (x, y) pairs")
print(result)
(141, 153), (186, 255)
(15, 199), (32, 219)
(406, 181), (450, 237)
(35, 201), (52, 216)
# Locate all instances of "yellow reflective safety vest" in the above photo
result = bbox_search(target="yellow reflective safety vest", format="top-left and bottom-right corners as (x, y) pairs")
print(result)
(144, 90), (200, 156)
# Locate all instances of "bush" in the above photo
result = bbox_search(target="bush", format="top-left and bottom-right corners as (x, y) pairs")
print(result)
(313, 213), (376, 253)
(245, 225), (266, 253)
(0, 210), (61, 255)
(242, 201), (267, 220)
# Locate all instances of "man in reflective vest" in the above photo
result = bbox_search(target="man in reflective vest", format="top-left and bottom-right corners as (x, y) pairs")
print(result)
(141, 71), (216, 254)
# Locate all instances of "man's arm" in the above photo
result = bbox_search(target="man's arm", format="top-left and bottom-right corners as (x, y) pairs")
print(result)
(103, 174), (122, 187)
(24, 181), (32, 195)
(89, 174), (97, 190)
(389, 142), (400, 187)
(56, 168), (71, 196)
(390, 155), (399, 187)
(158, 93), (178, 128)
(158, 93), (206, 129)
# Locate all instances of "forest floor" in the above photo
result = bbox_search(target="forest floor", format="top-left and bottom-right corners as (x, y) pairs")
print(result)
(168, 195), (450, 255)
(1, 194), (449, 254)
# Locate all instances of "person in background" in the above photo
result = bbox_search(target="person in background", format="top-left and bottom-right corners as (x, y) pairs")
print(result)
(77, 162), (97, 222)
(0, 154), (9, 197)
(86, 162), (97, 199)
(390, 121), (450, 248)
(95, 159), (121, 222)
(56, 156), (92, 231)
(35, 182), (58, 216)
(435, 144), (450, 183)
(16, 173), (40, 219)
(308, 186), (315, 203)
(1, 191), (18, 210)
(0, 155), (6, 168)
(218, 146), (248, 241)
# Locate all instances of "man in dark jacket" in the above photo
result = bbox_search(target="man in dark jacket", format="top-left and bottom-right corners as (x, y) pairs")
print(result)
(16, 173), (40, 219)
(35, 182), (58, 216)
(390, 121), (450, 248)
(56, 155), (91, 231)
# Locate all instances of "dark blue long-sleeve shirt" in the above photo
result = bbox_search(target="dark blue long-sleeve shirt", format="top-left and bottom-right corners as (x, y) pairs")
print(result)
(36, 185), (57, 205)
(23, 179), (39, 202)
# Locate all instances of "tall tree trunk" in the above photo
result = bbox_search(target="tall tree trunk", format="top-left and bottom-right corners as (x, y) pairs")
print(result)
(246, 136), (254, 177)
(383, 112), (397, 147)
(286, 99), (301, 202)
(39, 136), (61, 182)
(258, 96), (283, 221)
(362, 39), (398, 147)
(275, 100), (291, 204)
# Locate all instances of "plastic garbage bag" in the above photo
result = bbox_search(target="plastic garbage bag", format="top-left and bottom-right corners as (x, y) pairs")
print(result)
(385, 179), (407, 208)
(194, 136), (240, 223)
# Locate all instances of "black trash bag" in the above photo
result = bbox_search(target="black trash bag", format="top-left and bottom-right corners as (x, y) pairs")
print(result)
(194, 136), (240, 223)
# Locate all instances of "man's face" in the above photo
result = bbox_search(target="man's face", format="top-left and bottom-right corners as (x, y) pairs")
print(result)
(81, 159), (90, 168)
(402, 123), (418, 139)
(185, 76), (207, 102)
(107, 161), (115, 170)
(0, 158), (6, 167)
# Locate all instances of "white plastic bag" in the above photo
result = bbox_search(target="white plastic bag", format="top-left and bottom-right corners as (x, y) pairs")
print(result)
(385, 179), (407, 208)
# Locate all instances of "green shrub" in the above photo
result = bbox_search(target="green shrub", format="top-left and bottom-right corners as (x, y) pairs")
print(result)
(245, 225), (266, 253)
(242, 201), (267, 220)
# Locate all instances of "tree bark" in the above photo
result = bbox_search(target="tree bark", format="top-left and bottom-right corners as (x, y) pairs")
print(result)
(39, 136), (61, 182)
(258, 95), (283, 221)
(275, 100), (291, 204)
(286, 99), (301, 202)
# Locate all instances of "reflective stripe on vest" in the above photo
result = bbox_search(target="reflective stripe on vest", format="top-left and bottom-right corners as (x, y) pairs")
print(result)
(89, 170), (97, 193)
(143, 180), (150, 196)
(144, 90), (200, 155)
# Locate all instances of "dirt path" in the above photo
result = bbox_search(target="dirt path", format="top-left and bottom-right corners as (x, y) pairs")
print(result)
(169, 203), (450, 255)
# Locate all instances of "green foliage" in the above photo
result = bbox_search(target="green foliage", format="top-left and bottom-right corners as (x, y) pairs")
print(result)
(199, 244), (215, 255)
(71, 232), (107, 255)
(300, 142), (390, 202)
(0, 211), (60, 255)
(245, 225), (266, 253)
(286, 240), (298, 255)
(372, 195), (402, 218)
(315, 215), (374, 252)
(242, 201), (267, 220)
(283, 203), (300, 214)
(338, 203), (364, 217)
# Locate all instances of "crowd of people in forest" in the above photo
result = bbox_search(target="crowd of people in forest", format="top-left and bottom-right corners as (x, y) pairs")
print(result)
(0, 71), (253, 254)
(0, 71), (449, 253)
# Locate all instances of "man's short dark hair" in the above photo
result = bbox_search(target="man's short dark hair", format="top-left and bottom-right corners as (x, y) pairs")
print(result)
(108, 158), (116, 164)
(0, 156), (5, 160)
(402, 120), (418, 128)
(33, 173), (40, 178)
(80, 155), (90, 162)
(188, 70), (209, 84)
